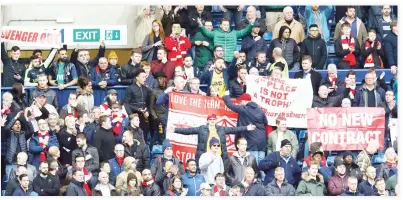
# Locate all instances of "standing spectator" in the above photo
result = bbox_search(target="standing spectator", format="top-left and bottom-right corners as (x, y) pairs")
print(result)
(48, 48), (78, 89)
(120, 172), (141, 196)
(150, 72), (168, 141)
(340, 176), (363, 196)
(90, 57), (119, 88)
(188, 5), (213, 37)
(71, 134), (99, 178)
(134, 5), (163, 48)
(141, 61), (158, 89)
(182, 55), (196, 81)
(321, 64), (346, 97)
(328, 160), (349, 196)
(295, 161), (327, 196)
(334, 6), (368, 47)
(264, 167), (296, 196)
(273, 6), (305, 45)
(9, 83), (27, 115)
(217, 5), (245, 25)
(32, 161), (60, 196)
(57, 116), (78, 166)
(259, 139), (301, 186)
(122, 130), (150, 172)
(115, 156), (142, 193)
(223, 93), (267, 164)
(374, 178), (394, 196)
(198, 18), (252, 64)
(268, 26), (300, 71)
(24, 55), (47, 87)
(268, 48), (289, 78)
(93, 171), (115, 196)
(120, 48), (142, 85)
(228, 65), (247, 98)
(47, 147), (69, 183)
(1, 43), (26, 87)
(12, 174), (36, 196)
(181, 159), (206, 196)
(267, 117), (299, 158)
(151, 47), (176, 82)
(66, 154), (94, 195)
(191, 20), (214, 74)
(187, 77), (206, 95)
(294, 55), (323, 96)
(161, 6), (180, 36)
(301, 24), (328, 69)
(357, 140), (379, 175)
(198, 137), (225, 184)
(353, 73), (385, 107)
(93, 116), (117, 163)
(237, 6), (267, 36)
(165, 176), (188, 196)
(70, 41), (105, 79)
(304, 6), (333, 42)
(210, 173), (230, 196)
(107, 144), (126, 178)
(99, 89), (127, 116)
(164, 22), (191, 66)
(225, 137), (259, 186)
(142, 20), (166, 62)
(259, 6), (287, 33)
(99, 162), (116, 186)
(242, 24), (268, 64)
(237, 167), (266, 196)
(66, 170), (88, 196)
(30, 74), (58, 110)
(140, 169), (161, 196)
(376, 147), (397, 181)
(107, 51), (120, 77)
(59, 92), (86, 119)
(362, 30), (385, 68)
(383, 21), (398, 69)
(110, 103), (129, 143)
(200, 58), (229, 97)
(76, 77), (94, 114)
(371, 5), (396, 40)
(29, 119), (59, 168)
(125, 114), (146, 145)
(334, 22), (361, 69)
(203, 45), (225, 71)
(343, 151), (363, 182)
(358, 166), (377, 196)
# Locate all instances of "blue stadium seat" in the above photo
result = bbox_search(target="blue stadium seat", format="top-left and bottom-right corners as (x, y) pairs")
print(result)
(151, 144), (162, 155)
(299, 130), (307, 140)
(327, 155), (336, 166)
(263, 32), (272, 41)
(372, 153), (385, 164)
(327, 44), (335, 54)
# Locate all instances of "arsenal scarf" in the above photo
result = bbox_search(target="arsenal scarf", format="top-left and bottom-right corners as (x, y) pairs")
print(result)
(328, 75), (337, 88)
(75, 166), (92, 196)
(115, 156), (124, 166)
(213, 185), (226, 196)
(341, 34), (357, 67)
(67, 105), (78, 118)
(112, 114), (126, 135)
(141, 178), (155, 187)
(101, 103), (109, 111)
(38, 131), (50, 162)
(364, 40), (384, 68)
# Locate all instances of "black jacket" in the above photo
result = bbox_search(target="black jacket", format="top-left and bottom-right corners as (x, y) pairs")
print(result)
(57, 128), (78, 166)
(229, 79), (246, 98)
(123, 140), (151, 172)
(48, 60), (77, 84)
(120, 62), (139, 85)
(236, 18), (267, 36)
(4, 118), (33, 165)
(151, 155), (185, 189)
(30, 87), (59, 110)
(161, 10), (180, 36)
(1, 42), (26, 87)
(93, 127), (116, 163)
(320, 75), (346, 97)
(383, 32), (398, 67)
(70, 45), (105, 78)
(238, 182), (266, 196)
(372, 15), (397, 40)
(32, 174), (60, 196)
(300, 34), (328, 69)
(188, 9), (212, 36)
(123, 83), (151, 115)
(268, 38), (299, 69)
(294, 69), (323, 96)
(124, 125), (146, 145)
(334, 36), (361, 69)
(66, 179), (88, 196)
(242, 34), (269, 63)
(312, 94), (345, 108)
(10, 96), (27, 117)
(361, 39), (385, 68)
(141, 182), (161, 196)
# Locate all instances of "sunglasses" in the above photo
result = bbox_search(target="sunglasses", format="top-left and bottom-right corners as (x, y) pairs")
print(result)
(212, 144), (220, 147)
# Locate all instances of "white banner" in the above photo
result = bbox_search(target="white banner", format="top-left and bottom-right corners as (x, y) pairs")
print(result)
(1, 27), (61, 47)
(245, 75), (313, 128)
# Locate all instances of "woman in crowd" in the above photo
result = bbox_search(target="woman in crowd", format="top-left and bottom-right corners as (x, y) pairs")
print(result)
(76, 76), (94, 113)
(142, 20), (166, 62)
(10, 83), (27, 116)
(120, 172), (141, 196)
(165, 176), (188, 196)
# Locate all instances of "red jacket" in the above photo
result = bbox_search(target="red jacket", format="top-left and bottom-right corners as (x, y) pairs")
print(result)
(164, 35), (191, 66)
(150, 60), (176, 82)
(327, 174), (349, 196)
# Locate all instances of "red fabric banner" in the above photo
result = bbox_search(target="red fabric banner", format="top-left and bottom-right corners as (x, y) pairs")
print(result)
(307, 107), (385, 151)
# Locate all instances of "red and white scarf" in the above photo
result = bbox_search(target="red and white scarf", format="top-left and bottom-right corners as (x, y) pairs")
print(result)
(237, 77), (245, 88)
(213, 185), (226, 196)
(112, 114), (126, 135)
(341, 34), (357, 67)
(328, 75), (337, 88)
(364, 40), (384, 68)
(38, 131), (50, 162)
(75, 166), (92, 196)
(67, 105), (78, 118)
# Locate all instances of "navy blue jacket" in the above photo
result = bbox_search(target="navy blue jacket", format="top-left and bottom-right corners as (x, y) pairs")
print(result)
(259, 151), (301, 186)
(29, 133), (59, 168)
(83, 122), (98, 146)
(383, 32), (397, 67)
(200, 69), (229, 95)
(340, 190), (364, 196)
(241, 34), (268, 63)
(223, 95), (268, 151)
(181, 172), (206, 196)
(12, 185), (35, 196)
(108, 157), (125, 177)
(353, 84), (385, 107)
(4, 118), (34, 164)
(89, 65), (119, 88)
(358, 180), (377, 196)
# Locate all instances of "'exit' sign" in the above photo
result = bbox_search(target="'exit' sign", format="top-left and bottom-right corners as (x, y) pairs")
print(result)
(73, 29), (100, 42)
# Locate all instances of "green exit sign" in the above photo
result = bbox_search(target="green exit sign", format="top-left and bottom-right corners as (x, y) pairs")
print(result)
(73, 29), (100, 42)
(105, 30), (120, 41)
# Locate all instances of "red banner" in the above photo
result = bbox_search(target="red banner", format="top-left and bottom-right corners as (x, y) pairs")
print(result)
(307, 108), (385, 151)
(166, 92), (239, 167)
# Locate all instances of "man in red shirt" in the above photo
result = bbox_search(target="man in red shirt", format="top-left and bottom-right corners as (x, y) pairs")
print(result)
(164, 22), (191, 66)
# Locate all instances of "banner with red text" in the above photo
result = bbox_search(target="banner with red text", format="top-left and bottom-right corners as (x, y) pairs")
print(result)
(245, 75), (313, 128)
(166, 92), (239, 167)
(1, 27), (61, 47)
(307, 108), (385, 151)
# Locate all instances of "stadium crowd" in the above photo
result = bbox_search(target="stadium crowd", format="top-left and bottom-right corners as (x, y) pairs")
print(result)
(0, 5), (399, 196)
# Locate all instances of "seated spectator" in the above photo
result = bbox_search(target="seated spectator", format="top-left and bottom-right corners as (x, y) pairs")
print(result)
(188, 5), (212, 37)
(200, 58), (229, 97)
(32, 161), (60, 196)
(12, 174), (36, 196)
(312, 85), (345, 107)
(228, 65), (247, 98)
(335, 22), (361, 69)
(5, 166), (31, 196)
(264, 167), (296, 196)
(362, 30), (385, 68)
(200, 183), (212, 196)
(47, 48), (78, 89)
(76, 77), (94, 114)
(120, 48), (141, 85)
(70, 41), (105, 79)
(376, 147), (397, 181)
(181, 159), (205, 196)
(321, 64), (345, 97)
(267, 117), (299, 158)
(93, 116), (117, 163)
(93, 171), (115, 196)
(122, 130), (150, 172)
(259, 139), (301, 186)
(199, 137), (224, 184)
(353, 73), (385, 107)
(142, 20), (165, 62)
(342, 151), (363, 182)
(273, 6), (305, 45)
(304, 6), (333, 42)
(294, 56), (322, 95)
(359, 166), (377, 196)
(182, 55), (196, 81)
(371, 5), (396, 40)
(191, 20), (214, 75)
(237, 167), (265, 196)
(357, 140), (379, 177)
(302, 149), (331, 183)
(334, 6), (368, 47)
(209, 85), (219, 97)
(165, 175), (188, 196)
(164, 22), (191, 66)
(90, 57), (118, 88)
(248, 51), (270, 76)
(198, 18), (252, 64)
(71, 134), (99, 178)
(141, 169), (161, 196)
(383, 20), (398, 69)
(374, 178), (394, 196)
(8, 153), (37, 184)
(268, 26), (300, 71)
(328, 160), (349, 196)
(66, 170), (88, 196)
(340, 176), (363, 196)
(296, 161), (327, 196)
(120, 172), (141, 196)
(115, 156), (142, 193)
(301, 24), (328, 69)
(140, 61), (157, 89)
(268, 48), (289, 78)
(151, 47), (176, 82)
(59, 92), (86, 119)
(209, 173), (229, 196)
(30, 74), (58, 110)
(29, 119), (59, 168)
